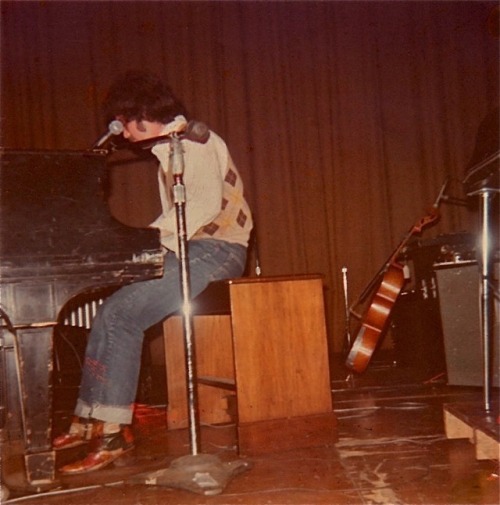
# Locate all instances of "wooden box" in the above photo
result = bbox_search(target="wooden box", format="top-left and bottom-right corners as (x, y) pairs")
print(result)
(163, 275), (337, 455)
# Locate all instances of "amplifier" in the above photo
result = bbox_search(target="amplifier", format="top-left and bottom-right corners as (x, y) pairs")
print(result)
(434, 261), (499, 387)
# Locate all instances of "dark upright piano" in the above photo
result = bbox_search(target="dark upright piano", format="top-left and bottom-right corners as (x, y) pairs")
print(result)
(0, 150), (163, 491)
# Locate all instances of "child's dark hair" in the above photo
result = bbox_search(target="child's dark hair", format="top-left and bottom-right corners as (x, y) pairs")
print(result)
(103, 70), (187, 124)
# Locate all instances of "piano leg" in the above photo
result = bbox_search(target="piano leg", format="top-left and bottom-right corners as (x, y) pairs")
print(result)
(1, 326), (57, 490)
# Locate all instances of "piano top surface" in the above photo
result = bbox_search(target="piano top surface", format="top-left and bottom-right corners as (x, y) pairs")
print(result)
(1, 149), (163, 280)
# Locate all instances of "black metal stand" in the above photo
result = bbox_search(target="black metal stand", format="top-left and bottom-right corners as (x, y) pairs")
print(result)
(130, 134), (251, 495)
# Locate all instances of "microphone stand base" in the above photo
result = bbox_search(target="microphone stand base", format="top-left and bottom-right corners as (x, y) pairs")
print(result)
(128, 453), (252, 496)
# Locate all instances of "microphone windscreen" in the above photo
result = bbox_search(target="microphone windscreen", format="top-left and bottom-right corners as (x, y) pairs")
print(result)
(109, 120), (124, 135)
(185, 121), (210, 144)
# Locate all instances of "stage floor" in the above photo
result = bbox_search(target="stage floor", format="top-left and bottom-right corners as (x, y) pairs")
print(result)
(2, 353), (499, 505)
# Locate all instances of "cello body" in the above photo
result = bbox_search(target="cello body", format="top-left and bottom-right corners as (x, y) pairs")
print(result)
(345, 263), (405, 373)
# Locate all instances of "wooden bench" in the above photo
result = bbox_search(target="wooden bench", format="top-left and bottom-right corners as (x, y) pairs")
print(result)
(163, 275), (337, 456)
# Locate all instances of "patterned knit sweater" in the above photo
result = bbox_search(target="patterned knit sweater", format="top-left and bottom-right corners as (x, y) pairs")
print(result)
(150, 117), (253, 254)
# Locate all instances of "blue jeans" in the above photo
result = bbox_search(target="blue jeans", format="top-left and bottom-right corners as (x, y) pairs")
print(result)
(75, 239), (247, 424)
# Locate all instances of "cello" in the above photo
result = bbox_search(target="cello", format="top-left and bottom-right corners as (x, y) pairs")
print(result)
(345, 182), (447, 373)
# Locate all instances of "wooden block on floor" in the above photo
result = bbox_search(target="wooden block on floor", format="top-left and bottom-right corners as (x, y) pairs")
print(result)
(443, 402), (499, 460)
(443, 409), (474, 441)
(475, 428), (500, 460)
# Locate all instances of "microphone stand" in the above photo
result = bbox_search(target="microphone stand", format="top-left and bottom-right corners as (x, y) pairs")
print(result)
(341, 267), (355, 387)
(463, 157), (499, 414)
(129, 134), (250, 496)
(170, 135), (200, 454)
(468, 183), (498, 413)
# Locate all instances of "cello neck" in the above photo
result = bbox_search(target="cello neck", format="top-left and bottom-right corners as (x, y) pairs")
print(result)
(351, 205), (439, 310)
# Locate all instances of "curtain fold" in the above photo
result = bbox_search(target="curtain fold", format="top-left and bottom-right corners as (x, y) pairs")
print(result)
(2, 1), (498, 351)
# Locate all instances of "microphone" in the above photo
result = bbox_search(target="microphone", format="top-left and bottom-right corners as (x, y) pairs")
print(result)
(130, 120), (211, 150)
(433, 178), (449, 208)
(92, 120), (124, 149)
(183, 120), (210, 144)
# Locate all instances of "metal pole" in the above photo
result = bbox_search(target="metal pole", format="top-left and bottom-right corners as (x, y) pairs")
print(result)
(341, 267), (354, 386)
(478, 189), (495, 412)
(170, 136), (200, 454)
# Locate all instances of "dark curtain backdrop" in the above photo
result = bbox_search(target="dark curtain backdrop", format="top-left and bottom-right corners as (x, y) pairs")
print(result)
(2, 1), (498, 351)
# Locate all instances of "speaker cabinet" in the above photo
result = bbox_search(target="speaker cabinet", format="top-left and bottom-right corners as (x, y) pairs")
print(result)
(435, 262), (499, 387)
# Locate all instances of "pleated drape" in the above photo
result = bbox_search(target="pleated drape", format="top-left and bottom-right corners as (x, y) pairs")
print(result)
(2, 1), (498, 351)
